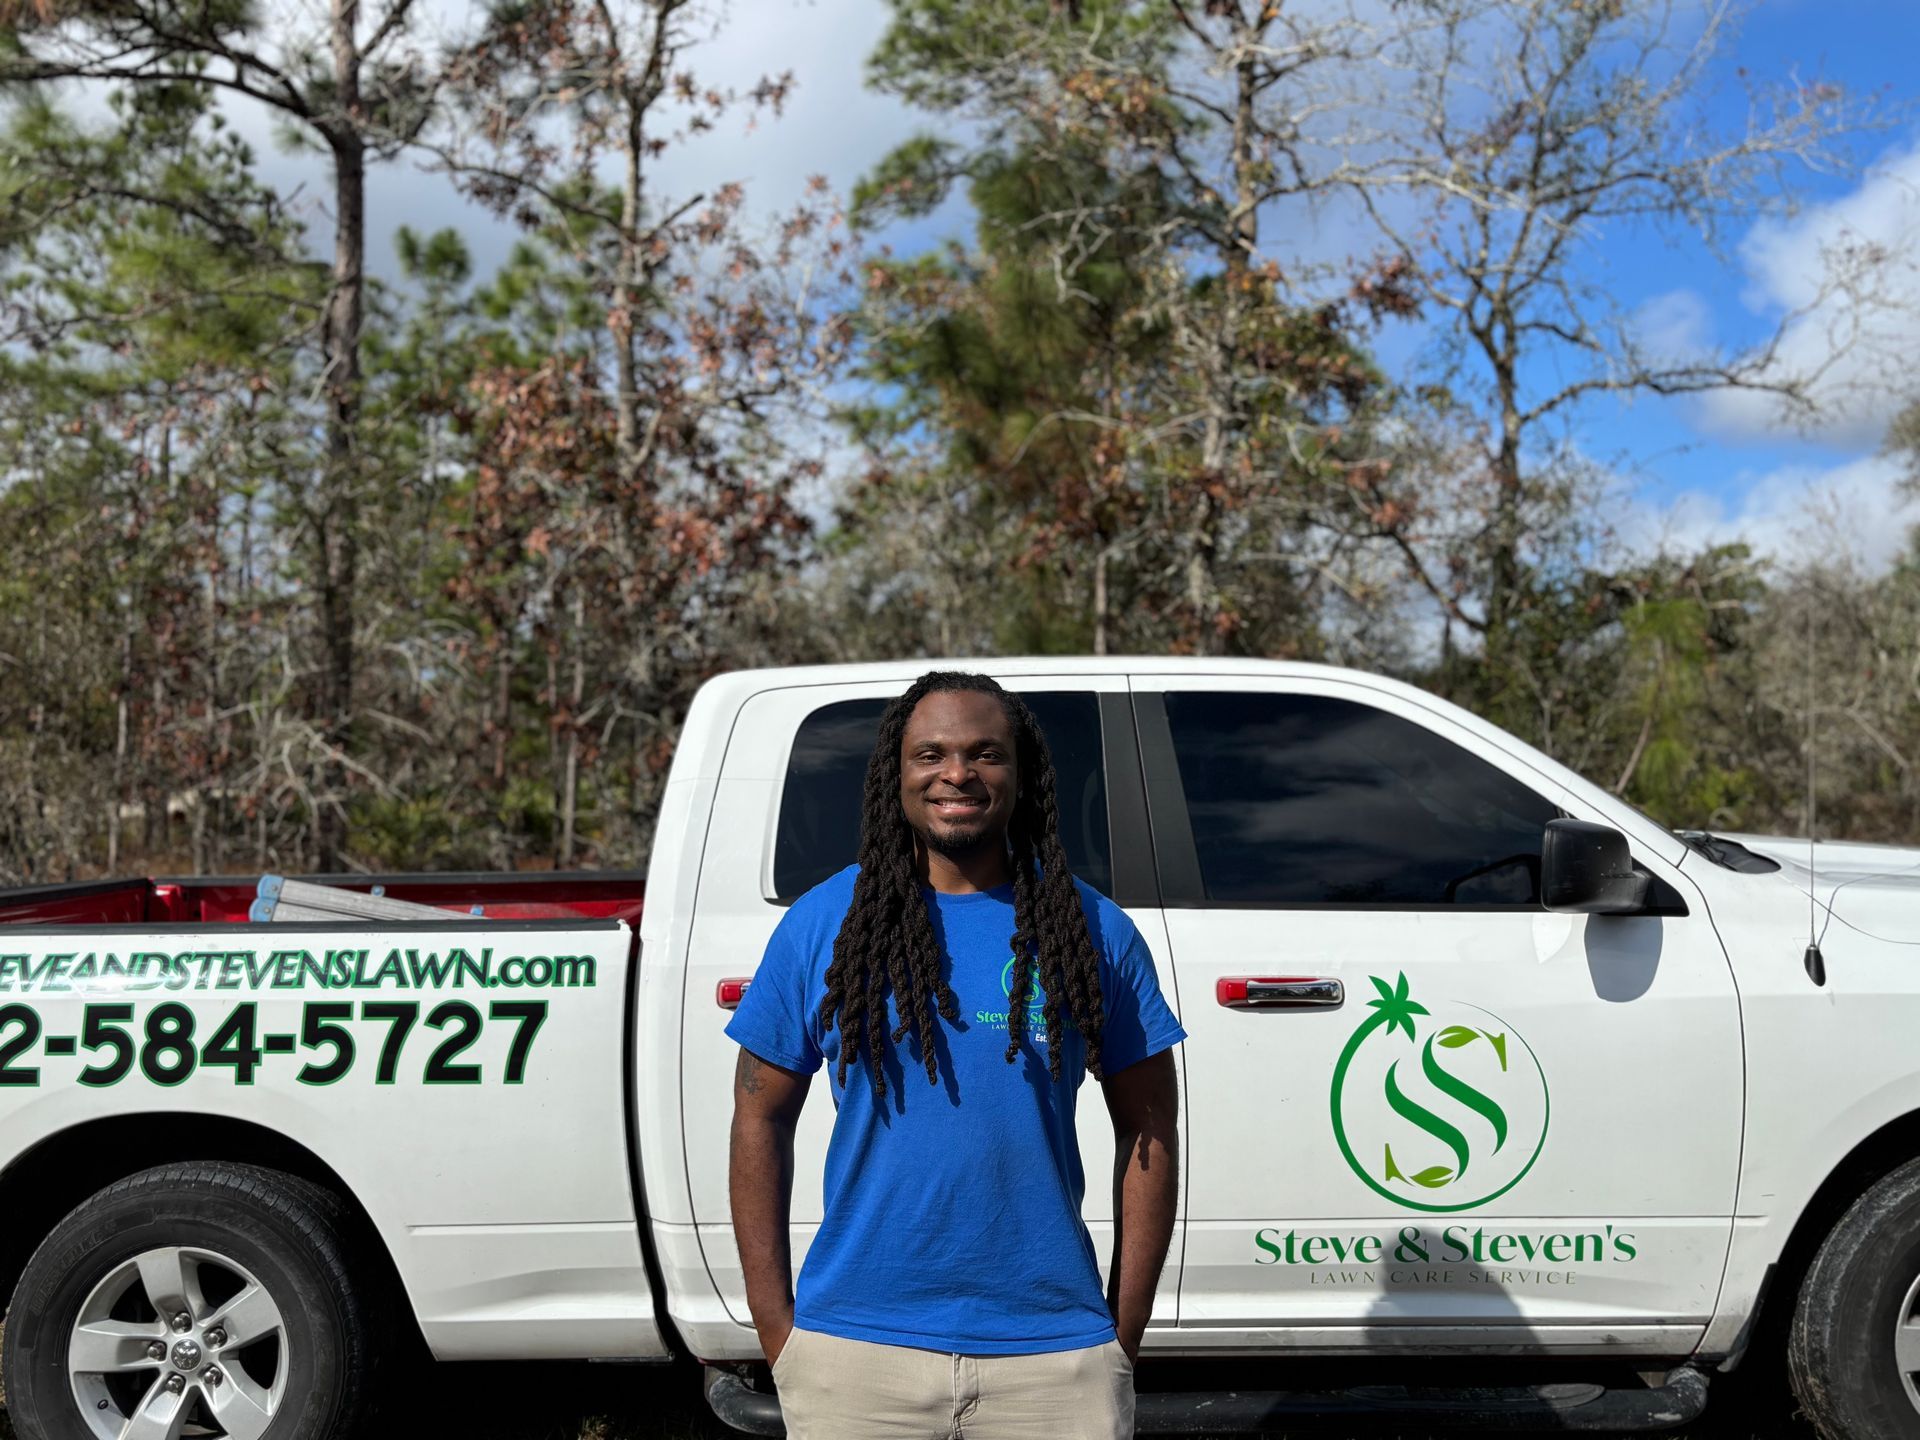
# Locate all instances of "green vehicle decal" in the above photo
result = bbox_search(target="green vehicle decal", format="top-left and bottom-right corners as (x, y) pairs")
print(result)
(1330, 973), (1550, 1213)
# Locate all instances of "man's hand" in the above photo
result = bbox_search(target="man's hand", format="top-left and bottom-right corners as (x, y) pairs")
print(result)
(763, 1316), (797, 1367)
(1101, 1048), (1179, 1363)
(728, 1046), (811, 1367)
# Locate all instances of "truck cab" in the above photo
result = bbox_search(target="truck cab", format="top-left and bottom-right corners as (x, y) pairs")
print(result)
(652, 660), (1746, 1363)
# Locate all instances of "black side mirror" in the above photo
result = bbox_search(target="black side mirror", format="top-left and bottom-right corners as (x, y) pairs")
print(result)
(1542, 819), (1650, 915)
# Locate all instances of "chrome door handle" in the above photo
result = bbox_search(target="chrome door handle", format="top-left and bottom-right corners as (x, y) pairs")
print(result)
(1216, 976), (1344, 1010)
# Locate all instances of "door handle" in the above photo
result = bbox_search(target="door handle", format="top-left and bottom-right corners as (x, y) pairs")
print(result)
(1216, 976), (1344, 1010)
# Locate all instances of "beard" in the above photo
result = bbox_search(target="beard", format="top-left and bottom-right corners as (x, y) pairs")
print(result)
(920, 818), (1005, 859)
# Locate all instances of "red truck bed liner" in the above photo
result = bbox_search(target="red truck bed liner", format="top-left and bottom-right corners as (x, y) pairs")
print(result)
(0, 872), (647, 927)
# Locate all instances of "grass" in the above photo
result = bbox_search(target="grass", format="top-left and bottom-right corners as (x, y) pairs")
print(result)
(0, 1354), (1824, 1440)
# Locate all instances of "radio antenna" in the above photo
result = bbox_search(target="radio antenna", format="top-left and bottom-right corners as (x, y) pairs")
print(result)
(1804, 578), (1825, 986)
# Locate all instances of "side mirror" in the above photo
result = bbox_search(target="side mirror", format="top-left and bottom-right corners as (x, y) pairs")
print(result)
(1542, 819), (1650, 915)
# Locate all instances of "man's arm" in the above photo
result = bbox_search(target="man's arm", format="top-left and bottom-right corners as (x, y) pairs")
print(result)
(729, 1045), (812, 1366)
(1101, 1047), (1180, 1363)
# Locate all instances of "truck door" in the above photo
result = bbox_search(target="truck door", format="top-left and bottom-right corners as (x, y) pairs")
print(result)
(680, 674), (1183, 1343)
(1135, 674), (1740, 1354)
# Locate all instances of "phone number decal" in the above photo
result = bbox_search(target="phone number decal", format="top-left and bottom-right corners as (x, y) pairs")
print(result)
(0, 1000), (550, 1087)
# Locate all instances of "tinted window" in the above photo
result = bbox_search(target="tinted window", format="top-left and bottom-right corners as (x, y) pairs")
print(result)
(1161, 692), (1557, 906)
(773, 693), (1111, 901)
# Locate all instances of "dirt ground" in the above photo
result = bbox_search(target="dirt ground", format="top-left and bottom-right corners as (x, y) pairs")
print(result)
(0, 1353), (1824, 1440)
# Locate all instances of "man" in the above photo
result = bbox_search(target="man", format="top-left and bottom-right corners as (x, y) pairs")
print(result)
(727, 669), (1185, 1440)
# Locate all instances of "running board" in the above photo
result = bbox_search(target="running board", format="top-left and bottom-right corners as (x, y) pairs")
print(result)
(704, 1365), (1709, 1436)
(1134, 1368), (1709, 1433)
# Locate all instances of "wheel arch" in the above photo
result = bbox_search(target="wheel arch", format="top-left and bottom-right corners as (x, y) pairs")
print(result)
(0, 1114), (423, 1353)
(1739, 1106), (1920, 1363)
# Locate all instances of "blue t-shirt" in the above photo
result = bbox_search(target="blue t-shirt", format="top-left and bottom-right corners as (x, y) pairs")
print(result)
(725, 863), (1186, 1356)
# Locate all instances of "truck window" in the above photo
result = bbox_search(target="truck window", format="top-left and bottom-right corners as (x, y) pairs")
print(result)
(774, 693), (1112, 902)
(1160, 691), (1557, 907)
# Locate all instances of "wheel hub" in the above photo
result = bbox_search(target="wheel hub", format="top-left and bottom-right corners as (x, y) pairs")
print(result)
(1898, 1269), (1920, 1416)
(68, 1244), (289, 1440)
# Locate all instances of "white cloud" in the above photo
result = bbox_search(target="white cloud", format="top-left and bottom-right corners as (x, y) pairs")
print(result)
(1633, 287), (1716, 366)
(1621, 453), (1917, 571)
(1700, 140), (1920, 446)
(184, 0), (934, 285)
(646, 0), (925, 219)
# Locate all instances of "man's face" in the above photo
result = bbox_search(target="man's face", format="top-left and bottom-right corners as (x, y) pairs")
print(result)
(898, 690), (1019, 858)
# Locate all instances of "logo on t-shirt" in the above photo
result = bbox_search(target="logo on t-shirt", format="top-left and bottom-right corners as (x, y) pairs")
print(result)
(998, 954), (1047, 1003)
(976, 951), (1048, 1041)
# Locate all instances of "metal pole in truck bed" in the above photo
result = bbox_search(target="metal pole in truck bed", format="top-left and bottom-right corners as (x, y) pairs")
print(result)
(249, 874), (483, 922)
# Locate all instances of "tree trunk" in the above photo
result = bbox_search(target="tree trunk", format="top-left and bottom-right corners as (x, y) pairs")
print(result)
(613, 93), (648, 491)
(557, 593), (585, 867)
(1484, 309), (1525, 647)
(491, 642), (513, 788)
(1093, 546), (1110, 656)
(1189, 10), (1264, 655)
(150, 672), (165, 857)
(109, 613), (132, 874)
(313, 0), (367, 871)
(200, 426), (222, 874)
(240, 457), (266, 871)
(191, 785), (208, 873)
(545, 641), (561, 823)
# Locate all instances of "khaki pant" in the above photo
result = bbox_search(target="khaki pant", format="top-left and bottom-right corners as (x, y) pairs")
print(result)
(773, 1326), (1135, 1440)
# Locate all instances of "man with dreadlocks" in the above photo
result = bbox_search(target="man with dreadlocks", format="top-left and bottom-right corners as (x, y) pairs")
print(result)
(727, 670), (1185, 1439)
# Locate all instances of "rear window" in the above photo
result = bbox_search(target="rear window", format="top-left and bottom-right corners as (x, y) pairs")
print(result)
(773, 693), (1111, 902)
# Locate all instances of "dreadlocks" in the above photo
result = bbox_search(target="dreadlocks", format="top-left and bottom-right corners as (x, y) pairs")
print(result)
(819, 671), (1108, 1098)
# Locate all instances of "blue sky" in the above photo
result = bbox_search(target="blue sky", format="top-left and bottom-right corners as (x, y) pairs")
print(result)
(203, 0), (1920, 569)
(1551, 0), (1920, 562)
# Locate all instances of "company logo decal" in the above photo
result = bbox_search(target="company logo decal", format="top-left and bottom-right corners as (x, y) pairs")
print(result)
(1329, 973), (1549, 1213)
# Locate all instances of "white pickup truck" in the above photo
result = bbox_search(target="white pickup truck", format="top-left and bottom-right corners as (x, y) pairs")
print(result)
(1, 657), (1916, 1440)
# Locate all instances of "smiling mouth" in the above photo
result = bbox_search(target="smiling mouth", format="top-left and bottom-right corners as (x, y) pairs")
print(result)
(930, 797), (986, 815)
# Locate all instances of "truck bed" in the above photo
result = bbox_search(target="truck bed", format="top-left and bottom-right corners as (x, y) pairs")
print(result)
(0, 871), (648, 927)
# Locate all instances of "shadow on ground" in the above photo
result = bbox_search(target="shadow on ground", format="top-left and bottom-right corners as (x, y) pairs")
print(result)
(0, 1354), (1820, 1440)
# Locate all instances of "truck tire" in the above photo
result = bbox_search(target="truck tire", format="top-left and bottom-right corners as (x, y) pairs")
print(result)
(2, 1161), (383, 1440)
(1791, 1156), (1920, 1440)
